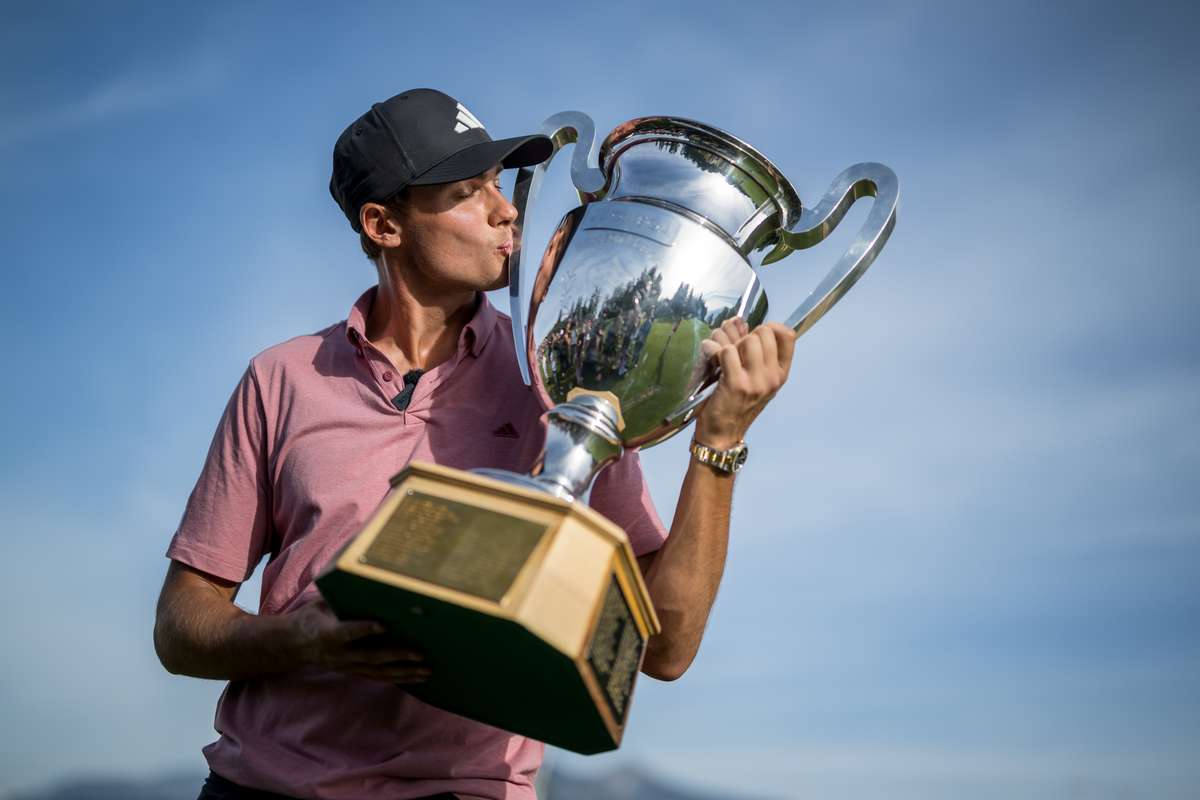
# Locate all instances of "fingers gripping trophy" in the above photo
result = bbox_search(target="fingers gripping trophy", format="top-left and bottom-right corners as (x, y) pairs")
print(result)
(318, 111), (898, 753)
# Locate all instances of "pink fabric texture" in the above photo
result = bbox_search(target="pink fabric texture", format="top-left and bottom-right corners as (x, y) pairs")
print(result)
(166, 288), (668, 800)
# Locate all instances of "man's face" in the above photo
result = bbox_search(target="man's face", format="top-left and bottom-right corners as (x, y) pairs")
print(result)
(396, 165), (517, 292)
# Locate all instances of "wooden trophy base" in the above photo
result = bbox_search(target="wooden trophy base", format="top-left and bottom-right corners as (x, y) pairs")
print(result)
(315, 461), (661, 754)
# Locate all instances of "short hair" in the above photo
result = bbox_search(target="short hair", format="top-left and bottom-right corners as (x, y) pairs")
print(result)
(358, 189), (410, 261)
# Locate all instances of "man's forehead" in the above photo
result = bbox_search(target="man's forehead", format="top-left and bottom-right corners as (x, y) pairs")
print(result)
(470, 164), (504, 181)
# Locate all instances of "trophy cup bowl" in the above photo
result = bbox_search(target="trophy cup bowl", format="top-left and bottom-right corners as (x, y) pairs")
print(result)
(318, 111), (897, 755)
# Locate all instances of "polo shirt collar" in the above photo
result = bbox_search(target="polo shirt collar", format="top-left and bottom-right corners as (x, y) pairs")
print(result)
(345, 286), (498, 358)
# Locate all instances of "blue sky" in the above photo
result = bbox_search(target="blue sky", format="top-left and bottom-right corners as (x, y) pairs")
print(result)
(1, 1), (1198, 798)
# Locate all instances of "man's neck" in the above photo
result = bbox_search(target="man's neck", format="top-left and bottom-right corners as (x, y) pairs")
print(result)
(365, 257), (478, 374)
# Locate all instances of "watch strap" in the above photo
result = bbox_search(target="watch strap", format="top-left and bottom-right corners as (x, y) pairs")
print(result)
(689, 438), (748, 474)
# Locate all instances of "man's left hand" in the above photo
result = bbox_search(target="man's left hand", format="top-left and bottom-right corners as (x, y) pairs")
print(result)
(695, 318), (796, 450)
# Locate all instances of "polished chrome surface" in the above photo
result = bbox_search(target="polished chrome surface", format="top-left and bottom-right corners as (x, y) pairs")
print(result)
(527, 201), (766, 447)
(598, 116), (802, 258)
(534, 395), (624, 500)
(508, 112), (606, 386)
(504, 110), (899, 498)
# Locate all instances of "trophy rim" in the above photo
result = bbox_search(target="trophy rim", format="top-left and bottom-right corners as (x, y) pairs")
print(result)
(597, 116), (803, 229)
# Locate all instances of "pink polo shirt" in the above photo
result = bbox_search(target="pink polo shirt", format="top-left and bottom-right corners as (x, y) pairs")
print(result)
(166, 287), (668, 800)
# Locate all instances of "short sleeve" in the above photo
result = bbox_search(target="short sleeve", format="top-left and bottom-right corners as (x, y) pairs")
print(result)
(587, 450), (668, 557)
(166, 364), (273, 583)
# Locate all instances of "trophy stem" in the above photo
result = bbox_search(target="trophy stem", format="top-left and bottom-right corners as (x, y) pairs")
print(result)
(530, 395), (624, 502)
(475, 394), (623, 502)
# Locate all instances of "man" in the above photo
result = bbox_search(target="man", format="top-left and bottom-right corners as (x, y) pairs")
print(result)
(155, 89), (796, 800)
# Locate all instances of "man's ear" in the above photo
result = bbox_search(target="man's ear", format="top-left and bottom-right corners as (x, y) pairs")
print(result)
(360, 202), (403, 250)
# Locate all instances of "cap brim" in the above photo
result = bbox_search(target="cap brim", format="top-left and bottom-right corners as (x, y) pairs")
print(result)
(409, 134), (553, 186)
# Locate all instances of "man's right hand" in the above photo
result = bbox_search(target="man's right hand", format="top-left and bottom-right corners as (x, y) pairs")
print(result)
(154, 560), (429, 684)
(285, 598), (430, 684)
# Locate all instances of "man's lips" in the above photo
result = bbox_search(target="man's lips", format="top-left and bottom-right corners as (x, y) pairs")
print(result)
(497, 241), (514, 256)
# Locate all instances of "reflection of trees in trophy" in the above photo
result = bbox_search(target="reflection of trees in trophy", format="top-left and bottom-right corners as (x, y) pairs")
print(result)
(650, 139), (729, 178)
(705, 305), (741, 329)
(540, 267), (715, 400)
(631, 139), (772, 227)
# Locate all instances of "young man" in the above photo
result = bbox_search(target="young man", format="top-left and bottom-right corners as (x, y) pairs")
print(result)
(155, 89), (796, 800)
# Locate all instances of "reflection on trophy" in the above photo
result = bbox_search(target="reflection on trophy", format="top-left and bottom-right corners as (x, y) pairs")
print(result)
(318, 112), (898, 753)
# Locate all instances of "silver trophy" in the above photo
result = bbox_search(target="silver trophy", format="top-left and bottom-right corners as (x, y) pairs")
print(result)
(477, 112), (899, 499)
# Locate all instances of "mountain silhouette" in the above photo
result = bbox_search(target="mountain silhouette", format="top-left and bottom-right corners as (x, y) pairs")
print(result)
(4, 764), (774, 800)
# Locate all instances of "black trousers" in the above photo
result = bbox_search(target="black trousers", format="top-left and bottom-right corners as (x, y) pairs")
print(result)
(197, 771), (459, 800)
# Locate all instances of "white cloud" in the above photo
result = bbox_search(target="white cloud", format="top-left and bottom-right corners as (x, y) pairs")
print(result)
(0, 49), (227, 148)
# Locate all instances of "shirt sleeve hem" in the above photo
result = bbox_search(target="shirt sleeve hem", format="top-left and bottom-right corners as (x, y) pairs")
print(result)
(630, 525), (668, 557)
(165, 537), (254, 584)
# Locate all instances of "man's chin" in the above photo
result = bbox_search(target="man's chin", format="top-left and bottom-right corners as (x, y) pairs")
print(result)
(486, 258), (511, 292)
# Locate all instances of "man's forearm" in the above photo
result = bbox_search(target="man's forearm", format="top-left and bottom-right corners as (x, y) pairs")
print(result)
(154, 574), (300, 681)
(635, 318), (796, 680)
(640, 458), (734, 681)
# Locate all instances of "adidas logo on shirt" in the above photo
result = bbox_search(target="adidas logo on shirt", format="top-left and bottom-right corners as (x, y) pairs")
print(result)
(454, 102), (485, 134)
(492, 422), (519, 439)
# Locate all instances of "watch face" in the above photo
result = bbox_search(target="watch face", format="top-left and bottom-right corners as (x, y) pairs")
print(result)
(732, 446), (748, 471)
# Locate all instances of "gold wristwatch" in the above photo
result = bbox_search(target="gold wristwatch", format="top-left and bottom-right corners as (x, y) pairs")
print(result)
(689, 438), (749, 474)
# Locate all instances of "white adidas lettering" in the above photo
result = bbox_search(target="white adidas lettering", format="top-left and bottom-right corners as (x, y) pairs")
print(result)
(454, 102), (485, 134)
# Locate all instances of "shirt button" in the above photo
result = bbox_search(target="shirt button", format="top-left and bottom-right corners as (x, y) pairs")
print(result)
(383, 371), (393, 382)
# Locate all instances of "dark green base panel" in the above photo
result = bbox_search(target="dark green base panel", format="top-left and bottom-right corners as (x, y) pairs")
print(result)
(316, 567), (620, 754)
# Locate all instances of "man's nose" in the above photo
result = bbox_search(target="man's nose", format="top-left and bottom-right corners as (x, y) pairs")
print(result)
(492, 189), (518, 226)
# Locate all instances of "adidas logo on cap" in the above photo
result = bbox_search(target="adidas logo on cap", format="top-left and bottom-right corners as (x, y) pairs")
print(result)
(454, 102), (485, 134)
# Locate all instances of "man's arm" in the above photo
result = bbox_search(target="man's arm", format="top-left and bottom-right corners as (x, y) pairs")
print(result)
(154, 560), (428, 683)
(637, 319), (796, 681)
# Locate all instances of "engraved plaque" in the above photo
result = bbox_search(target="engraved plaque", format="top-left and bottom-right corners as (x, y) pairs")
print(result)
(587, 575), (644, 723)
(363, 491), (548, 602)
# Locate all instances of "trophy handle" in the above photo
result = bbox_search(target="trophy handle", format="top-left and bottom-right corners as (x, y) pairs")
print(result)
(508, 111), (607, 385)
(658, 163), (897, 434)
(762, 162), (899, 337)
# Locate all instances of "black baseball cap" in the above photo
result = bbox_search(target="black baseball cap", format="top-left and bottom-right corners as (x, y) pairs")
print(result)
(330, 88), (552, 232)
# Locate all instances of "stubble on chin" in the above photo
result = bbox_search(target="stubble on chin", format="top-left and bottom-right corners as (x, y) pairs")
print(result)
(486, 256), (512, 292)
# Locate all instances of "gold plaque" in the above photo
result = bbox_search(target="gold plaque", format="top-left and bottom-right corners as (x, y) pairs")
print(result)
(362, 491), (548, 602)
(586, 575), (643, 724)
